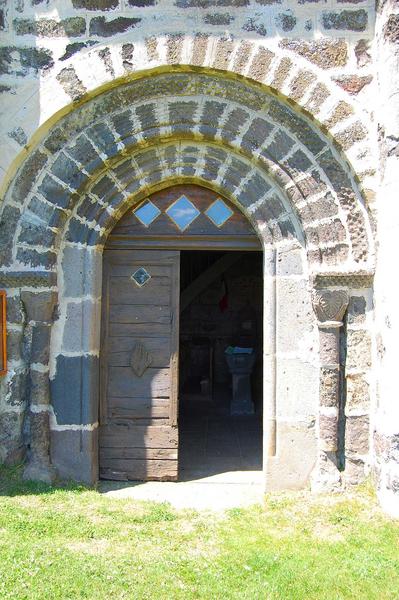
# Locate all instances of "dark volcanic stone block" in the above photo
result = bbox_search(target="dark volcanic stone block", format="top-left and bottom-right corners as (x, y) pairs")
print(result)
(0, 46), (53, 75)
(241, 118), (274, 153)
(16, 247), (57, 269)
(51, 153), (88, 191)
(38, 175), (73, 210)
(11, 150), (48, 205)
(323, 10), (368, 32)
(51, 428), (98, 485)
(51, 354), (99, 425)
(0, 205), (21, 265)
(72, 0), (119, 9)
(89, 16), (141, 37)
(14, 17), (86, 37)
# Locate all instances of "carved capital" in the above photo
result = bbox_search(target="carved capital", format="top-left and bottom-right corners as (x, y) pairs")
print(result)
(312, 289), (349, 324)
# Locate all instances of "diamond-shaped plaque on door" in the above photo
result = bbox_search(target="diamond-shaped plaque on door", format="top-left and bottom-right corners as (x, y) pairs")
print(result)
(131, 267), (151, 287)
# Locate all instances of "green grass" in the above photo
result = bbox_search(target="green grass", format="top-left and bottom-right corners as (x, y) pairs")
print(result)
(1, 466), (398, 599)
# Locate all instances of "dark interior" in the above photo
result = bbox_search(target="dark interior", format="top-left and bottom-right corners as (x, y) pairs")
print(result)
(178, 250), (263, 481)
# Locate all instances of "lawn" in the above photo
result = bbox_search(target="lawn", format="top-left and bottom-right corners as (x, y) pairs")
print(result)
(0, 466), (398, 600)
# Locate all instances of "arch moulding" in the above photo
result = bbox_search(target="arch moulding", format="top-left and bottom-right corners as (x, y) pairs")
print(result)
(0, 67), (375, 492)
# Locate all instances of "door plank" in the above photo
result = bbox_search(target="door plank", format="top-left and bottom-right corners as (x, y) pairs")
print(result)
(108, 367), (170, 398)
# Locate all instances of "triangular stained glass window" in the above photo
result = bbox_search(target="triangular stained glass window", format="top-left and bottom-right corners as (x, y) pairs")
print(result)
(205, 199), (233, 227)
(134, 200), (161, 227)
(166, 195), (200, 231)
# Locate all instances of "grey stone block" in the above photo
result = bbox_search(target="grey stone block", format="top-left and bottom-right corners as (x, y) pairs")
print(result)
(262, 130), (295, 163)
(0, 411), (25, 465)
(346, 415), (369, 454)
(30, 369), (50, 405)
(346, 374), (370, 415)
(2, 370), (27, 408)
(347, 296), (367, 325)
(13, 152), (48, 208)
(199, 101), (226, 139)
(0, 205), (20, 265)
(21, 290), (57, 323)
(65, 218), (93, 244)
(86, 122), (119, 159)
(346, 329), (372, 371)
(76, 196), (106, 222)
(50, 354), (99, 425)
(0, 46), (53, 76)
(66, 135), (104, 173)
(31, 324), (51, 364)
(285, 150), (312, 178)
(238, 173), (272, 208)
(277, 247), (304, 276)
(38, 174), (72, 210)
(277, 278), (314, 351)
(221, 107), (250, 142)
(62, 300), (101, 353)
(16, 247), (57, 269)
(27, 196), (68, 229)
(323, 10), (367, 32)
(51, 428), (98, 484)
(241, 118), (274, 153)
(222, 155), (251, 192)
(60, 41), (98, 61)
(6, 296), (25, 326)
(89, 16), (141, 37)
(269, 101), (326, 155)
(51, 152), (88, 191)
(168, 101), (197, 126)
(276, 357), (318, 419)
(72, 0), (119, 9)
(204, 12), (234, 25)
(18, 219), (56, 247)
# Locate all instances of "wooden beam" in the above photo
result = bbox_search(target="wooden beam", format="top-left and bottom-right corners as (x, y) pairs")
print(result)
(180, 253), (241, 312)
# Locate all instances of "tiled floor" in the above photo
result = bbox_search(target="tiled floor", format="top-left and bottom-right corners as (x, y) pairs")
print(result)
(178, 391), (263, 482)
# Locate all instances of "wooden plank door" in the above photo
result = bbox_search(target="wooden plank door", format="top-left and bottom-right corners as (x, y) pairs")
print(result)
(99, 249), (180, 481)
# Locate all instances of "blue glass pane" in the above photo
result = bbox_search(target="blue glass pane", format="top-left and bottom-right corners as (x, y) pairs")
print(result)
(205, 199), (233, 227)
(166, 195), (200, 231)
(134, 200), (161, 227)
(131, 267), (151, 287)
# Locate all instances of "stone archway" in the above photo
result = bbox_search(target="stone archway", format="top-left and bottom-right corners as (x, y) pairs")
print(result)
(0, 69), (374, 491)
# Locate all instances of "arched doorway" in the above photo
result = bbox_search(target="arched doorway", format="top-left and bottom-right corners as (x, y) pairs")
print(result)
(99, 184), (263, 481)
(0, 69), (374, 492)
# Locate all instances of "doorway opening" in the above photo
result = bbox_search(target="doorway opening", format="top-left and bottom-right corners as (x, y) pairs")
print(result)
(178, 250), (263, 481)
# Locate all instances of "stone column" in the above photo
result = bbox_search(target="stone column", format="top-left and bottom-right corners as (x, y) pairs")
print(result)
(311, 288), (349, 492)
(21, 290), (57, 484)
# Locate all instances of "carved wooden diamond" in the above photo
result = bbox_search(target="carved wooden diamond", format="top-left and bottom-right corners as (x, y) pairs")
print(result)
(131, 267), (151, 287)
(130, 341), (153, 377)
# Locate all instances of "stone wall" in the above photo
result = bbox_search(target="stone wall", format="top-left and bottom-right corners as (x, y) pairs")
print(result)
(373, 0), (399, 518)
(0, 0), (376, 191)
(0, 0), (381, 498)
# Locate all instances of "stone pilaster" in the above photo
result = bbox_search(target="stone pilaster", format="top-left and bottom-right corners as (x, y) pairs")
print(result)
(21, 290), (57, 484)
(311, 288), (349, 492)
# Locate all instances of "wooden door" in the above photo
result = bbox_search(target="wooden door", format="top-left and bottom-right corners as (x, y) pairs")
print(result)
(99, 249), (180, 481)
